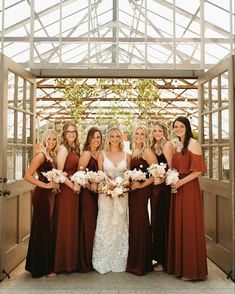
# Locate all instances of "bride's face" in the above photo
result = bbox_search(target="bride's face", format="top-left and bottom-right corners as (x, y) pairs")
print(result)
(109, 130), (121, 147)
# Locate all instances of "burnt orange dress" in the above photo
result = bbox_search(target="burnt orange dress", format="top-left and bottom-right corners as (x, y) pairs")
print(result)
(54, 151), (79, 273)
(167, 150), (208, 280)
(78, 156), (98, 272)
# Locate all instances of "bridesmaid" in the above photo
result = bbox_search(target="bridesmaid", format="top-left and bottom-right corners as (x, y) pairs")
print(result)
(150, 121), (173, 272)
(126, 125), (157, 276)
(78, 127), (103, 272)
(167, 116), (208, 280)
(25, 129), (59, 278)
(54, 121), (80, 274)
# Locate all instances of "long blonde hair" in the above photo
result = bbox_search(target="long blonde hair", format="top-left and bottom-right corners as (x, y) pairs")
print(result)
(60, 121), (80, 155)
(41, 129), (59, 162)
(151, 121), (169, 156)
(104, 127), (124, 151)
(132, 125), (148, 158)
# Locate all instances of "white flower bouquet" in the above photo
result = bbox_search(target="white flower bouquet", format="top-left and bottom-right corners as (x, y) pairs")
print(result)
(147, 162), (167, 178)
(70, 170), (87, 187)
(124, 168), (147, 183)
(86, 170), (107, 183)
(42, 168), (67, 194)
(165, 168), (179, 194)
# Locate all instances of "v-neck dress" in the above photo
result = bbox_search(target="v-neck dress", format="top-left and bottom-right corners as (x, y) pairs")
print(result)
(92, 151), (129, 274)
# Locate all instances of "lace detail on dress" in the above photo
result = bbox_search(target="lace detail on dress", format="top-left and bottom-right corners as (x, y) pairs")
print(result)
(92, 152), (129, 274)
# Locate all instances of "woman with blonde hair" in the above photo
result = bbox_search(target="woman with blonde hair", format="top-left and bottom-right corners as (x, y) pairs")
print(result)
(150, 121), (173, 272)
(126, 125), (157, 276)
(54, 121), (80, 274)
(92, 127), (131, 274)
(25, 129), (59, 278)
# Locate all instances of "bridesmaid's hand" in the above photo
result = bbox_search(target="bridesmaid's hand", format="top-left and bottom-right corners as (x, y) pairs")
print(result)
(90, 182), (98, 192)
(46, 182), (59, 190)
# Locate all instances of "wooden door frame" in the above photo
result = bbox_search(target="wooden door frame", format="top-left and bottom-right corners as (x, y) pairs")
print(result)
(198, 55), (235, 281)
(0, 53), (36, 280)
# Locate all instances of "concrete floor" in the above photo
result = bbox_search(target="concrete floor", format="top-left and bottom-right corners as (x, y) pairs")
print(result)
(0, 259), (234, 294)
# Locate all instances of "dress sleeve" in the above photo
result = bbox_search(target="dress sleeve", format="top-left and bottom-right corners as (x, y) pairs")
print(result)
(189, 153), (207, 173)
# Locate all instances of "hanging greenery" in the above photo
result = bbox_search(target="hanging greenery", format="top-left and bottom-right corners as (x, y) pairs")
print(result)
(56, 78), (160, 128)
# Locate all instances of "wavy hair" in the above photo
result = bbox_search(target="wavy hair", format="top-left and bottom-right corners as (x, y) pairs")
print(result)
(104, 127), (124, 151)
(132, 125), (148, 158)
(41, 129), (59, 162)
(173, 116), (194, 154)
(60, 121), (80, 155)
(83, 126), (103, 151)
(151, 121), (169, 156)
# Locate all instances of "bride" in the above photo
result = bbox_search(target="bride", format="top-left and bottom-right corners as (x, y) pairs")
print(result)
(92, 127), (131, 274)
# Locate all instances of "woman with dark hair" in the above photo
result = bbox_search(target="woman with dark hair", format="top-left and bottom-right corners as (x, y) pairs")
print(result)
(126, 125), (157, 276)
(167, 116), (208, 281)
(54, 121), (80, 274)
(150, 121), (173, 272)
(78, 127), (102, 272)
(25, 129), (59, 278)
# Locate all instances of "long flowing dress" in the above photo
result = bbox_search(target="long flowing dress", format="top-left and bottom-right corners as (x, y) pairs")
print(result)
(151, 153), (171, 270)
(92, 152), (129, 274)
(25, 155), (55, 278)
(54, 151), (79, 273)
(167, 150), (208, 280)
(79, 156), (98, 272)
(126, 157), (153, 276)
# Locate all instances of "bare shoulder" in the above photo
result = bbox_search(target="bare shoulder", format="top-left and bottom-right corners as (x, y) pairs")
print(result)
(144, 147), (155, 156)
(33, 152), (45, 164)
(188, 138), (202, 155)
(97, 150), (104, 160)
(163, 141), (174, 152)
(58, 144), (68, 155)
(80, 150), (91, 159)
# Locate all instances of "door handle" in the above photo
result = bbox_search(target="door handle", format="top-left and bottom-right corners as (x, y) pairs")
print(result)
(2, 190), (11, 196)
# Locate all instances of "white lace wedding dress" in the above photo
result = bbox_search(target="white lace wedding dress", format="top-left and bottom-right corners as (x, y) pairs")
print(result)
(92, 152), (129, 274)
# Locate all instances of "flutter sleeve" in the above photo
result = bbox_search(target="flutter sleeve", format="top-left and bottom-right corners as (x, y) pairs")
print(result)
(189, 153), (207, 173)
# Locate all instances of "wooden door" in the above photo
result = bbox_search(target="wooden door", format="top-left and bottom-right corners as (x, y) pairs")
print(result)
(198, 55), (235, 280)
(0, 54), (36, 280)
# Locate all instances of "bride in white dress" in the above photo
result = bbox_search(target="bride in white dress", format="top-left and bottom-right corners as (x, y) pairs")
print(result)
(92, 127), (131, 274)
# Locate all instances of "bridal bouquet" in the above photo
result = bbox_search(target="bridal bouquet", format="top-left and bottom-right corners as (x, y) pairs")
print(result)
(42, 168), (67, 194)
(70, 170), (87, 187)
(165, 168), (179, 194)
(98, 176), (129, 198)
(147, 162), (167, 178)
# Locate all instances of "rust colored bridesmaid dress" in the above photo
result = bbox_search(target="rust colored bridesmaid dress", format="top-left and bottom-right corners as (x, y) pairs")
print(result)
(78, 156), (98, 272)
(167, 150), (208, 280)
(54, 152), (79, 273)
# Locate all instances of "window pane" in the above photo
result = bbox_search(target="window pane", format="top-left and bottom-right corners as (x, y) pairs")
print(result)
(26, 81), (32, 111)
(8, 71), (15, 107)
(7, 147), (15, 182)
(203, 82), (209, 112)
(18, 77), (24, 109)
(203, 114), (209, 143)
(17, 112), (23, 143)
(211, 77), (218, 110)
(212, 147), (219, 179)
(26, 114), (32, 144)
(212, 112), (218, 143)
(221, 72), (229, 108)
(7, 108), (15, 143)
(221, 147), (229, 181)
(203, 148), (209, 177)
(221, 109), (229, 143)
(15, 148), (23, 180)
